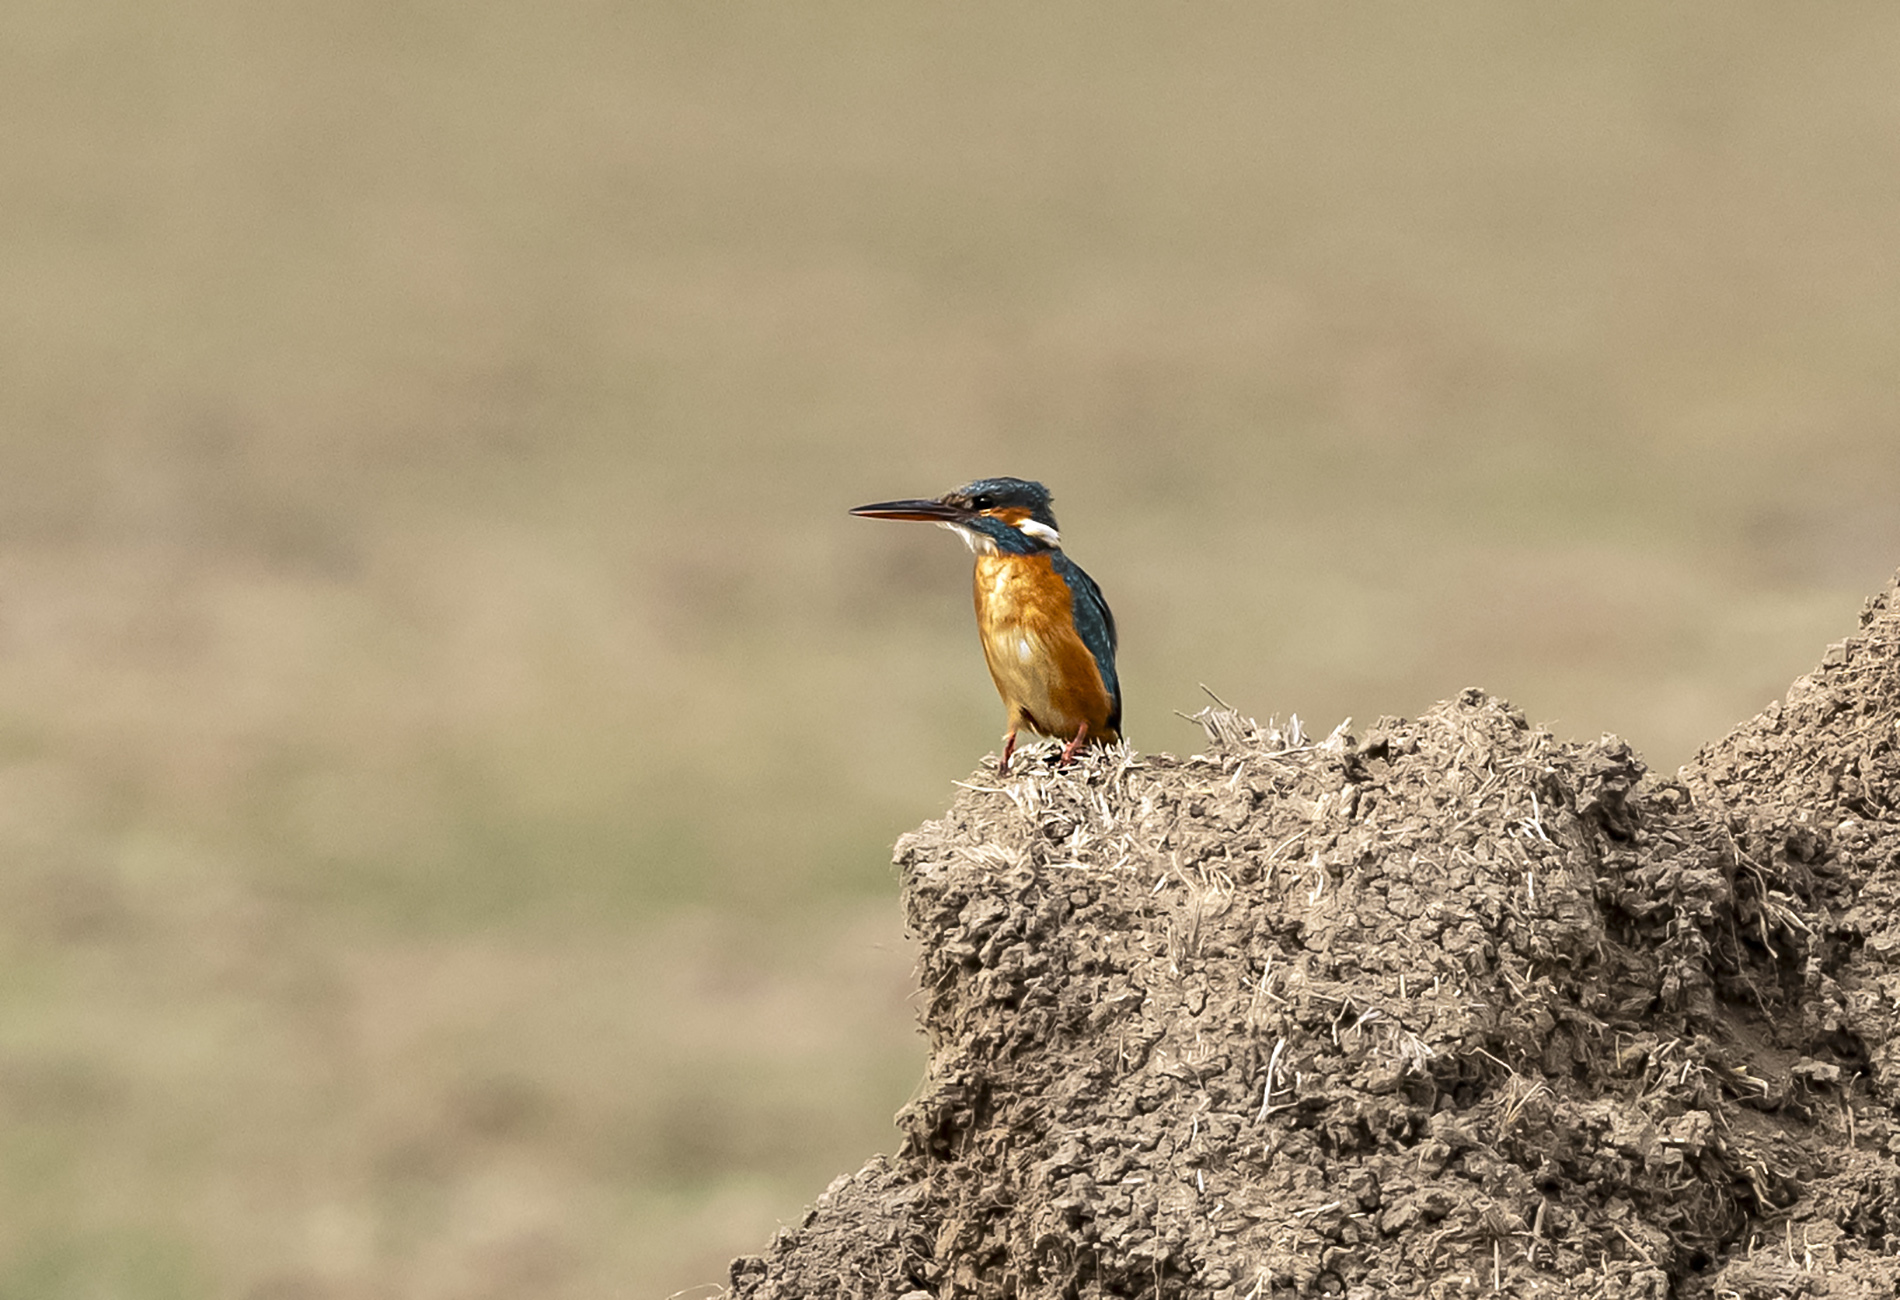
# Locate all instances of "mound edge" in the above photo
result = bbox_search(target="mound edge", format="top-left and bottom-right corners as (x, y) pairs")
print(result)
(732, 573), (1900, 1299)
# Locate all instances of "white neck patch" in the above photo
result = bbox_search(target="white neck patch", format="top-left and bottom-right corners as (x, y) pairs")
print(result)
(1016, 518), (1060, 546)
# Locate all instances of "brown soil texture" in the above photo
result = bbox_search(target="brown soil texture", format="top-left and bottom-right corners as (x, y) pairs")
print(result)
(730, 575), (1900, 1299)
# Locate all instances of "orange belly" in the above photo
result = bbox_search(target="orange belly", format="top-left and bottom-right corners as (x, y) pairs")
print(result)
(972, 554), (1119, 742)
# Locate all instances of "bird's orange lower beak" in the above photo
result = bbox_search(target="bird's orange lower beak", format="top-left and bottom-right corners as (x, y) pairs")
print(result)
(849, 497), (972, 524)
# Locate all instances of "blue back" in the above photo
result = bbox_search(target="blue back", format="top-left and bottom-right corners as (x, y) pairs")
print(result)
(1053, 552), (1121, 733)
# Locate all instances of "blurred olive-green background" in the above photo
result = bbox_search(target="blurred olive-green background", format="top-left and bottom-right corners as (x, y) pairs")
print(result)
(5, 3), (1900, 1296)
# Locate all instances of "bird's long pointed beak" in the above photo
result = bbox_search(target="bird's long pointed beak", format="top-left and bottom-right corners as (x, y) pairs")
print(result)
(848, 497), (972, 524)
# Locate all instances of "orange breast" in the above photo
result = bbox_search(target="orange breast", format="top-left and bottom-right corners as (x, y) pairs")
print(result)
(972, 554), (1118, 741)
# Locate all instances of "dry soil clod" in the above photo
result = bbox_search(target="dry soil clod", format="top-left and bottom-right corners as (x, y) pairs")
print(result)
(731, 572), (1900, 1300)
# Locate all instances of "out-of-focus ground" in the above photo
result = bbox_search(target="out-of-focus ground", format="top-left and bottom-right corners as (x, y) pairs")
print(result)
(3, 3), (1899, 1296)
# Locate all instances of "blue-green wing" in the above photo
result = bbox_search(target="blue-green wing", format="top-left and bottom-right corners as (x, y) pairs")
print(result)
(1053, 553), (1121, 734)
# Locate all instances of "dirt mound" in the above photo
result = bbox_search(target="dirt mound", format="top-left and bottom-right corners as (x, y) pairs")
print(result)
(729, 575), (1900, 1299)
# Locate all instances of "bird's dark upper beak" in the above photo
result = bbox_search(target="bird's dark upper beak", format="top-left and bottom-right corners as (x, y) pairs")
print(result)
(848, 497), (973, 524)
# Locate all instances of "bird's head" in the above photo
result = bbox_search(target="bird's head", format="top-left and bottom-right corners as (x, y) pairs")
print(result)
(850, 476), (1061, 555)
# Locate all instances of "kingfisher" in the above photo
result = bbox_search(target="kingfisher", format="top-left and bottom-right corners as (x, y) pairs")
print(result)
(851, 477), (1121, 775)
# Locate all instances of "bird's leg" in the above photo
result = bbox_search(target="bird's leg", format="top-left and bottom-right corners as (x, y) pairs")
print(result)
(998, 729), (1018, 775)
(1059, 720), (1091, 766)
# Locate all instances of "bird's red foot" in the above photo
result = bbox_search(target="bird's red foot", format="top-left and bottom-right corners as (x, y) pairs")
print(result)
(1059, 721), (1090, 766)
(998, 730), (1018, 775)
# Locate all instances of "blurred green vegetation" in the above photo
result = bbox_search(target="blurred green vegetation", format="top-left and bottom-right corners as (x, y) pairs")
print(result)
(3, 2), (1900, 1295)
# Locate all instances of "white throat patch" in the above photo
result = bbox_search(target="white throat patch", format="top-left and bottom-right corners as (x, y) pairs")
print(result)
(939, 521), (998, 555)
